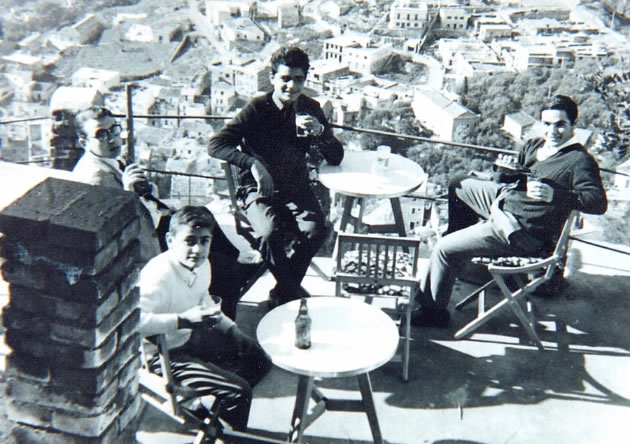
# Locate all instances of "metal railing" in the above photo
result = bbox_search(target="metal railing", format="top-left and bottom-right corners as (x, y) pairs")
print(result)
(1, 110), (629, 257)
(2, 112), (628, 178)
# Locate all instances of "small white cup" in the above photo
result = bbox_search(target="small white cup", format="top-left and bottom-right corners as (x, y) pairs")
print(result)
(376, 145), (391, 169)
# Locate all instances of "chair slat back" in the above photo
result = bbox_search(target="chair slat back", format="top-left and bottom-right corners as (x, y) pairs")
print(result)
(335, 232), (421, 297)
(220, 161), (259, 247)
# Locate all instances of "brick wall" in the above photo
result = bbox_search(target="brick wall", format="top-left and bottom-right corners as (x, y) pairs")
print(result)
(0, 177), (144, 443)
(49, 109), (85, 172)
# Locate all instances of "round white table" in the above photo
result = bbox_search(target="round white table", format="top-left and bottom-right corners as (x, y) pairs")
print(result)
(257, 296), (399, 444)
(319, 150), (427, 236)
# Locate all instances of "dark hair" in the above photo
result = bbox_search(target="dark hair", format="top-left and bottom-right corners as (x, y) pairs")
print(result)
(74, 106), (115, 145)
(270, 46), (310, 75)
(168, 206), (217, 235)
(542, 95), (578, 125)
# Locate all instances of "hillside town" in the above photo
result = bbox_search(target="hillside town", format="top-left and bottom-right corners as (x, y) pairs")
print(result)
(1, 0), (630, 209)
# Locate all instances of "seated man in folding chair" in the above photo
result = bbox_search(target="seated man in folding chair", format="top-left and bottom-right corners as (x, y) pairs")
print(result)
(138, 206), (272, 431)
(410, 95), (607, 327)
(209, 45), (344, 308)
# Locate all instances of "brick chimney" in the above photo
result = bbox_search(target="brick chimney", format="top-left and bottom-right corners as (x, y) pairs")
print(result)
(0, 177), (144, 443)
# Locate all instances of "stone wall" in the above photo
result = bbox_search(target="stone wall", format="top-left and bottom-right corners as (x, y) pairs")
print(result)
(0, 177), (144, 443)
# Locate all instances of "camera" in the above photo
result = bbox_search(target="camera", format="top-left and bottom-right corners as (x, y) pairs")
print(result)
(133, 180), (153, 197)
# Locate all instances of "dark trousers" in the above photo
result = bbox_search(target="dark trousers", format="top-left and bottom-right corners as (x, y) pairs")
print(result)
(244, 187), (327, 304)
(165, 325), (272, 430)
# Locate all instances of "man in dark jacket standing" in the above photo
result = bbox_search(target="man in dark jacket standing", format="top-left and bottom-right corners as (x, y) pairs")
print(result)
(209, 46), (344, 307)
(411, 94), (608, 327)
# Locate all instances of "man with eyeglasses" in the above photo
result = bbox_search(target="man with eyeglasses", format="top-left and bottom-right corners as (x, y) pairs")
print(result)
(209, 45), (344, 308)
(73, 107), (150, 191)
(72, 107), (264, 320)
(73, 106), (164, 264)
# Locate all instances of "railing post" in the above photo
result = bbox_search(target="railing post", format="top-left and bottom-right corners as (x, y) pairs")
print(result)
(188, 176), (192, 205)
(125, 84), (136, 163)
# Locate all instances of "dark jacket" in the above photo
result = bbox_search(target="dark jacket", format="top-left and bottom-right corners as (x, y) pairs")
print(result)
(208, 92), (343, 200)
(501, 138), (607, 243)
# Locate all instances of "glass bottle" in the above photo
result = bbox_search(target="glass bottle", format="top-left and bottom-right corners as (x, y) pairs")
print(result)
(294, 297), (311, 349)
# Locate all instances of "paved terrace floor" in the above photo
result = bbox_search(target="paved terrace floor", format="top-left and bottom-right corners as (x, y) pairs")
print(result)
(135, 209), (630, 444)
(1, 161), (629, 443)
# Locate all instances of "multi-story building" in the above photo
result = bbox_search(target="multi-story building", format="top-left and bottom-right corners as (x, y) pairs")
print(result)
(209, 57), (270, 98)
(389, 0), (430, 30)
(412, 88), (479, 142)
(306, 59), (350, 94)
(323, 34), (393, 76)
(233, 59), (271, 97)
(439, 7), (469, 31)
(211, 80), (237, 115)
(512, 39), (557, 71)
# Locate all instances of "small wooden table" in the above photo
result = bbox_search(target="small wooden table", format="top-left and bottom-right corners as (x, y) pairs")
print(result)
(318, 150), (427, 236)
(256, 297), (399, 444)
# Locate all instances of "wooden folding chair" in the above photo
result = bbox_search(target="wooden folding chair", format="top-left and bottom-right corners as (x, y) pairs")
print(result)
(139, 335), (285, 444)
(221, 160), (330, 283)
(454, 210), (579, 350)
(221, 161), (261, 249)
(139, 335), (223, 443)
(334, 232), (422, 381)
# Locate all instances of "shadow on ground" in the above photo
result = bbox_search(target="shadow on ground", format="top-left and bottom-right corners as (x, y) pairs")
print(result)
(238, 270), (630, 417)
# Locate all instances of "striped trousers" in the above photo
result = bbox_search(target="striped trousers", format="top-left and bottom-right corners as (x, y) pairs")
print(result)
(151, 325), (271, 430)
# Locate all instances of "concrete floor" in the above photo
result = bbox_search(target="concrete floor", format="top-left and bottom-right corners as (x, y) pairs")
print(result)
(0, 162), (628, 443)
(136, 214), (630, 444)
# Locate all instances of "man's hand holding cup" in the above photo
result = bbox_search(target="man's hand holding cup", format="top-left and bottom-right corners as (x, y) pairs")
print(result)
(526, 176), (554, 203)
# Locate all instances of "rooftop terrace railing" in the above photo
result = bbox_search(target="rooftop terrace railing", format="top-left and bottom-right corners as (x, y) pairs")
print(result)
(2, 113), (628, 178)
(1, 111), (629, 257)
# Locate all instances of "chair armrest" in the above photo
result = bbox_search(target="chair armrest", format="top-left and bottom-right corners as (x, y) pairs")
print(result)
(487, 256), (557, 274)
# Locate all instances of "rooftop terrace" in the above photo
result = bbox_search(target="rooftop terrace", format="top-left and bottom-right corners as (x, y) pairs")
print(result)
(0, 160), (629, 444)
(134, 207), (630, 444)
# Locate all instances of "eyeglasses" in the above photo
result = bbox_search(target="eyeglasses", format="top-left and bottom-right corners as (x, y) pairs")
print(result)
(94, 124), (122, 141)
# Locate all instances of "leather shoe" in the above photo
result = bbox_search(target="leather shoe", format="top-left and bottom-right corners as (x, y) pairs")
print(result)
(409, 307), (451, 328)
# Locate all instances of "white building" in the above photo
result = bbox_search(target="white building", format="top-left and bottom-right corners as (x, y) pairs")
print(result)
(306, 59), (350, 94)
(210, 57), (271, 98)
(48, 87), (104, 114)
(478, 23), (512, 42)
(222, 18), (266, 44)
(439, 7), (469, 31)
(211, 80), (237, 114)
(412, 88), (479, 142)
(233, 59), (271, 97)
(125, 24), (154, 42)
(503, 111), (536, 140)
(205, 0), (251, 25)
(389, 0), (429, 30)
(323, 34), (393, 76)
(71, 67), (121, 93)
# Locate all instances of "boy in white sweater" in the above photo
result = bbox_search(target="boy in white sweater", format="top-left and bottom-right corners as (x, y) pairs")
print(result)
(138, 206), (271, 430)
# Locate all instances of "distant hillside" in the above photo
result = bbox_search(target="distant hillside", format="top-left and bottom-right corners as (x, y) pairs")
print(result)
(1, 0), (140, 41)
